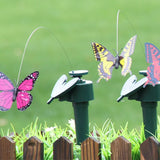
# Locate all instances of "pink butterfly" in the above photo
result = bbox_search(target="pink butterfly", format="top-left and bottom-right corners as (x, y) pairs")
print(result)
(0, 71), (39, 111)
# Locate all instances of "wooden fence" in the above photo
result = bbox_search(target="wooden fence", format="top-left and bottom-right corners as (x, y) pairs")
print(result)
(0, 135), (159, 160)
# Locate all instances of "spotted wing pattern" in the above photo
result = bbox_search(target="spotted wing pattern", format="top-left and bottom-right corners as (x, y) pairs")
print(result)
(144, 43), (160, 87)
(92, 42), (115, 82)
(16, 71), (39, 111)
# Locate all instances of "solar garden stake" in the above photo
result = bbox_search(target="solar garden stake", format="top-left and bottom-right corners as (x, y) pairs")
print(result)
(117, 71), (159, 138)
(47, 70), (94, 145)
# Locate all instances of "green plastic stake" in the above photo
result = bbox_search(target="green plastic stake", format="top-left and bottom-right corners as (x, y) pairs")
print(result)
(141, 102), (157, 138)
(72, 102), (89, 144)
(118, 71), (159, 138)
(128, 85), (159, 138)
(47, 70), (94, 145)
(68, 70), (93, 145)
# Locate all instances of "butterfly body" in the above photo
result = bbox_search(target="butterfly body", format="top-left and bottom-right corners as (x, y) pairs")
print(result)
(114, 55), (123, 69)
(0, 71), (39, 111)
(144, 43), (160, 87)
(92, 35), (137, 82)
(114, 56), (118, 69)
(12, 88), (17, 102)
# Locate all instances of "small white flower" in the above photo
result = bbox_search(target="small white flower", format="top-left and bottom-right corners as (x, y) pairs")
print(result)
(68, 119), (75, 130)
(45, 126), (56, 132)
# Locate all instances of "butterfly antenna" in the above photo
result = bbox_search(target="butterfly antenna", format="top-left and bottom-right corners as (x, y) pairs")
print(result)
(116, 10), (120, 56)
(16, 26), (44, 85)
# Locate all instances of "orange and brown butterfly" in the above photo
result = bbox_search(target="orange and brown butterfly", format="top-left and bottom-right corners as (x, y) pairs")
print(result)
(91, 35), (137, 82)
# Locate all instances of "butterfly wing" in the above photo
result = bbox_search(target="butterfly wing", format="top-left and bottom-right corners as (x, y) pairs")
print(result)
(145, 43), (160, 63)
(0, 72), (14, 111)
(144, 43), (160, 86)
(92, 42), (115, 61)
(120, 35), (137, 76)
(16, 71), (39, 111)
(92, 42), (115, 82)
(18, 71), (39, 91)
(0, 92), (13, 111)
(16, 91), (32, 111)
(97, 62), (114, 82)
(0, 72), (14, 91)
(120, 57), (132, 76)
(120, 35), (137, 57)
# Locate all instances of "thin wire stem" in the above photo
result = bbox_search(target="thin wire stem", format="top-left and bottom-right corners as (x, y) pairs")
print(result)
(45, 28), (73, 69)
(16, 26), (44, 85)
(116, 10), (120, 55)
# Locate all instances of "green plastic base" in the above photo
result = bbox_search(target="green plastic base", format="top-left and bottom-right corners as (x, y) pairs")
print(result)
(141, 102), (157, 138)
(72, 102), (89, 145)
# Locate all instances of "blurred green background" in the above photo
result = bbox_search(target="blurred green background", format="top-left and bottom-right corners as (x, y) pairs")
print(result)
(0, 0), (159, 133)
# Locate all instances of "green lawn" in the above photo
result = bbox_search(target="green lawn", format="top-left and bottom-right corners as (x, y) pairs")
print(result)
(0, 0), (160, 133)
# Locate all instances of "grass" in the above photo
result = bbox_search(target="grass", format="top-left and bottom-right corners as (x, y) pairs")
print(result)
(0, 117), (150, 160)
(0, 0), (160, 134)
